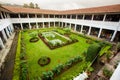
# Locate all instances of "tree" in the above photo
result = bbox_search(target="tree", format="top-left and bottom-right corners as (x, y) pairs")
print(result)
(23, 4), (29, 8)
(35, 3), (39, 9)
(29, 2), (34, 8)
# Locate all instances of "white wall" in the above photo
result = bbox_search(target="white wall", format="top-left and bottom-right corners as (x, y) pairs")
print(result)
(0, 19), (12, 31)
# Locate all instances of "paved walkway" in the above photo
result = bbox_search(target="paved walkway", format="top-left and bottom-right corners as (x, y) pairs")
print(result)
(97, 52), (120, 79)
(0, 33), (15, 69)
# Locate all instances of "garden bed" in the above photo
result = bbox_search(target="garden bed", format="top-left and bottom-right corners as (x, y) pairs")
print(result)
(38, 31), (78, 50)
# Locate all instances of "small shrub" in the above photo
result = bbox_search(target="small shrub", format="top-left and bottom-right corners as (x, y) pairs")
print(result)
(117, 42), (120, 52)
(86, 39), (93, 44)
(38, 56), (51, 66)
(42, 71), (54, 80)
(103, 67), (113, 78)
(29, 37), (39, 42)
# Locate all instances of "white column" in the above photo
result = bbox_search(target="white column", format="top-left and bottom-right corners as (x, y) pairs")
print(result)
(1, 30), (7, 41)
(103, 14), (106, 21)
(76, 14), (77, 19)
(65, 23), (67, 27)
(98, 28), (102, 38)
(43, 22), (44, 28)
(49, 22), (50, 28)
(27, 14), (29, 18)
(83, 14), (85, 20)
(62, 22), (63, 28)
(74, 24), (77, 31)
(1, 12), (3, 19)
(88, 26), (91, 35)
(110, 30), (117, 41)
(18, 14), (21, 18)
(20, 23), (23, 30)
(0, 37), (5, 49)
(69, 23), (71, 29)
(8, 26), (12, 35)
(91, 14), (94, 20)
(29, 23), (31, 29)
(5, 27), (10, 38)
(3, 12), (6, 18)
(59, 22), (60, 27)
(81, 25), (83, 33)
(54, 22), (55, 27)
(36, 22), (38, 29)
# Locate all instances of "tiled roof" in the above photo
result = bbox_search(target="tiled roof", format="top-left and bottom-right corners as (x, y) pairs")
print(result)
(2, 4), (120, 14)
(60, 4), (120, 14)
(2, 6), (60, 14)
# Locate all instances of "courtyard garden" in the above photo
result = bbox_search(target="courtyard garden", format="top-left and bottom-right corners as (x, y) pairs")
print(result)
(13, 27), (112, 80)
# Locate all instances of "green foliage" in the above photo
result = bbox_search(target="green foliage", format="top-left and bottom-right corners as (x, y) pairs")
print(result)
(35, 3), (39, 9)
(29, 2), (34, 8)
(52, 64), (64, 75)
(12, 32), (21, 80)
(86, 43), (101, 61)
(86, 39), (93, 44)
(23, 4), (29, 8)
(99, 46), (111, 56)
(117, 42), (120, 52)
(29, 32), (38, 38)
(103, 67), (113, 78)
(42, 71), (54, 80)
(20, 60), (28, 80)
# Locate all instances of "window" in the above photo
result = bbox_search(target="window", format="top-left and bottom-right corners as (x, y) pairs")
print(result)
(20, 14), (27, 18)
(93, 15), (104, 21)
(9, 13), (19, 18)
(29, 14), (35, 18)
(72, 15), (76, 19)
(77, 15), (83, 19)
(37, 14), (42, 18)
(105, 14), (120, 22)
(84, 15), (92, 20)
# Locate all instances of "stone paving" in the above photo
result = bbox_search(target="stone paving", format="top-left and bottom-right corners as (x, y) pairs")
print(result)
(0, 33), (15, 69)
(97, 52), (120, 79)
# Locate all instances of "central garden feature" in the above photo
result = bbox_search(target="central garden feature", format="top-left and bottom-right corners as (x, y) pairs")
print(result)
(38, 31), (78, 49)
(13, 27), (112, 80)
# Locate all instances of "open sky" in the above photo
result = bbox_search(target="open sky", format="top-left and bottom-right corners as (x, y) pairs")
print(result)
(0, 0), (120, 10)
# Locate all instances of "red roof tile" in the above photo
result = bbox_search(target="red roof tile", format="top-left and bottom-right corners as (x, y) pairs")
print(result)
(2, 4), (120, 14)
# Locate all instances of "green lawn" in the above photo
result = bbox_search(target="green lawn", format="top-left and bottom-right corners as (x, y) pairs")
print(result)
(21, 28), (92, 80)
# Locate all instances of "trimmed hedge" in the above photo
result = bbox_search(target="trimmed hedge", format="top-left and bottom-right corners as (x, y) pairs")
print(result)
(12, 32), (21, 80)
(41, 56), (82, 80)
(85, 43), (101, 61)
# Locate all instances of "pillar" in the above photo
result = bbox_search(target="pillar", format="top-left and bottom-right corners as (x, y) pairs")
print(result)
(74, 24), (77, 31)
(103, 14), (106, 21)
(69, 23), (71, 29)
(54, 22), (55, 27)
(0, 37), (5, 49)
(20, 23), (23, 30)
(110, 30), (117, 41)
(1, 12), (3, 19)
(65, 23), (67, 27)
(49, 22), (50, 28)
(98, 28), (102, 38)
(80, 25), (83, 33)
(5, 27), (10, 38)
(59, 22), (60, 27)
(29, 23), (31, 29)
(62, 22), (63, 28)
(43, 22), (44, 28)
(88, 26), (91, 35)
(36, 22), (38, 29)
(1, 30), (7, 42)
